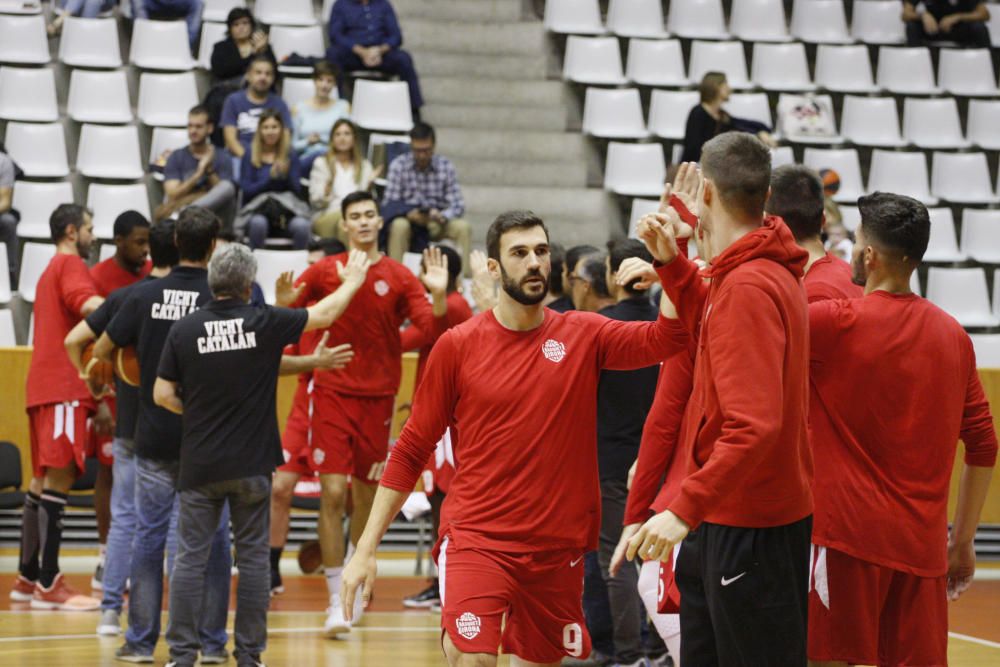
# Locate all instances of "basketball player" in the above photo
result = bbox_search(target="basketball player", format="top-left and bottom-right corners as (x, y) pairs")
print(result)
(286, 191), (450, 636)
(626, 133), (813, 665)
(12, 204), (104, 611)
(343, 210), (688, 666)
(807, 192), (997, 667)
(87, 210), (151, 592)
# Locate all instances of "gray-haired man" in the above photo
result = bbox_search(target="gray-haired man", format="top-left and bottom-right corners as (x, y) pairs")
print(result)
(153, 244), (371, 667)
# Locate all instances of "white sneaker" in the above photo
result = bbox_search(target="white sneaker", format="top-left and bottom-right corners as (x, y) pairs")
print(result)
(97, 609), (121, 636)
(323, 598), (351, 638)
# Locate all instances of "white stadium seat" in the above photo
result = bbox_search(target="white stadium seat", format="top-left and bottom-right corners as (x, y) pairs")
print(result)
(59, 17), (121, 68)
(627, 198), (660, 239)
(351, 80), (413, 132)
(0, 246), (10, 303)
(0, 310), (14, 346)
(751, 42), (814, 91)
(18, 242), (57, 302)
(544, 0), (605, 35)
(776, 93), (840, 144)
(282, 77), (318, 111)
(868, 150), (937, 205)
(937, 48), (998, 97)
(269, 25), (326, 74)
(921, 208), (965, 263)
(0, 67), (58, 122)
(667, 0), (729, 40)
(129, 19), (195, 70)
(11, 181), (74, 240)
(0, 14), (49, 65)
(902, 97), (969, 150)
(970, 334), (1000, 368)
(851, 1), (906, 44)
(607, 0), (668, 38)
(726, 93), (773, 127)
(149, 127), (190, 175)
(803, 148), (865, 203)
(255, 0), (317, 26)
(961, 210), (1000, 264)
(67, 69), (133, 124)
(563, 36), (627, 85)
(876, 47), (940, 94)
(647, 90), (701, 140)
(840, 96), (904, 147)
(198, 21), (228, 69)
(790, 0), (851, 44)
(689, 41), (750, 89)
(967, 100), (1000, 150)
(838, 205), (861, 232)
(253, 249), (309, 304)
(770, 146), (795, 168)
(604, 142), (666, 197)
(814, 45), (879, 93)
(931, 152), (998, 204)
(582, 88), (648, 139)
(202, 0), (245, 23)
(729, 0), (790, 42)
(76, 124), (144, 180)
(926, 267), (998, 327)
(138, 72), (200, 127)
(87, 183), (152, 240)
(625, 39), (688, 87)
(3, 122), (69, 178)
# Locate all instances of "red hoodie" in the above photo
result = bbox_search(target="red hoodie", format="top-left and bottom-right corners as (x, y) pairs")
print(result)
(657, 216), (813, 529)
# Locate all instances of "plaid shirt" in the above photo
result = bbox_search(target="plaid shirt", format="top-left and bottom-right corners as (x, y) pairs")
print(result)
(382, 153), (465, 221)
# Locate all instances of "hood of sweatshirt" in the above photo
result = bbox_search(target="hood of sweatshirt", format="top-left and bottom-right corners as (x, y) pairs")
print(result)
(702, 215), (807, 281)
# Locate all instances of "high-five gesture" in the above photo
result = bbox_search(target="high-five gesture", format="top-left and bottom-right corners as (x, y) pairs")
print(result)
(337, 249), (372, 290)
(310, 331), (355, 371)
(275, 270), (305, 308)
(420, 246), (449, 297)
(671, 162), (703, 217)
(636, 211), (684, 265)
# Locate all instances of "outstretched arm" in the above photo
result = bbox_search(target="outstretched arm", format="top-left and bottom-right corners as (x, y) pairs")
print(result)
(304, 250), (371, 331)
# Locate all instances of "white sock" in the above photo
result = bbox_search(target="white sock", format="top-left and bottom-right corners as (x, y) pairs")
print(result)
(325, 566), (344, 603)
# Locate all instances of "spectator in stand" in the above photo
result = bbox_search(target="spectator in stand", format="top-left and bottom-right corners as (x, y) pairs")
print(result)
(310, 119), (377, 243)
(569, 252), (615, 313)
(134, 0), (203, 50)
(292, 62), (351, 173)
(326, 0), (424, 118)
(0, 146), (18, 283)
(680, 72), (777, 164)
(558, 244), (598, 313)
(221, 56), (292, 167)
(383, 123), (470, 273)
(211, 8), (277, 85)
(903, 1), (991, 48)
(46, 1), (115, 36)
(543, 243), (572, 312)
(236, 110), (311, 250)
(159, 106), (237, 228)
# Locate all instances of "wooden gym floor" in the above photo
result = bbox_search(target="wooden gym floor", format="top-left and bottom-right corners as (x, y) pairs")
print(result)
(1, 569), (999, 665)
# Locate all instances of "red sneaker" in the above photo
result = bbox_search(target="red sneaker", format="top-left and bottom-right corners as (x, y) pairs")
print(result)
(9, 575), (35, 602)
(31, 574), (100, 611)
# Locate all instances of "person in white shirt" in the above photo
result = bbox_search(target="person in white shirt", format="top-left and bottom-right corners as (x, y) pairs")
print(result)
(309, 119), (378, 242)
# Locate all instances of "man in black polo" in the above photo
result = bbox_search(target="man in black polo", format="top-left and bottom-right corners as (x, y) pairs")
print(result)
(94, 207), (232, 664)
(154, 244), (371, 667)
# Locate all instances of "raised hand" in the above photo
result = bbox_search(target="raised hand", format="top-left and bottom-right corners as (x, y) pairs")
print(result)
(337, 248), (372, 289)
(275, 270), (304, 308)
(311, 332), (354, 370)
(626, 510), (690, 564)
(671, 162), (703, 216)
(469, 249), (496, 312)
(637, 211), (684, 265)
(420, 246), (449, 296)
(615, 256), (659, 291)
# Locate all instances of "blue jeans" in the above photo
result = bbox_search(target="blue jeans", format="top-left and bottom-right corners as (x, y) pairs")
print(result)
(247, 214), (311, 250)
(168, 476), (271, 667)
(126, 456), (231, 656)
(135, 0), (203, 47)
(101, 438), (137, 613)
(60, 0), (114, 17)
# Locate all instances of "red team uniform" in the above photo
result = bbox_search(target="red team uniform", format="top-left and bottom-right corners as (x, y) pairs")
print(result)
(278, 330), (323, 477)
(807, 292), (998, 666)
(291, 253), (444, 482)
(380, 297), (684, 663)
(25, 254), (100, 478)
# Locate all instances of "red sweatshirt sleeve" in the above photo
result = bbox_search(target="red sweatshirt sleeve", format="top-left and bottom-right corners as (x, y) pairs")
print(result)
(381, 330), (461, 493)
(667, 280), (788, 529)
(62, 258), (99, 316)
(290, 262), (321, 309)
(399, 324), (427, 353)
(655, 256), (708, 339)
(595, 313), (688, 371)
(624, 348), (695, 525)
(962, 341), (999, 467)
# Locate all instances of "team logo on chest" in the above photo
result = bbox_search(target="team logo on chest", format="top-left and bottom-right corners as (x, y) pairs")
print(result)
(456, 612), (481, 640)
(542, 339), (566, 363)
(374, 279), (390, 296)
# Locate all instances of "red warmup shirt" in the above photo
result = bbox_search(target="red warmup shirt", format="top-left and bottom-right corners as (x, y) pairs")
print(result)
(401, 291), (474, 387)
(380, 302), (687, 553)
(292, 253), (445, 397)
(804, 253), (862, 303)
(90, 257), (152, 297)
(809, 292), (997, 576)
(658, 216), (813, 530)
(26, 254), (99, 409)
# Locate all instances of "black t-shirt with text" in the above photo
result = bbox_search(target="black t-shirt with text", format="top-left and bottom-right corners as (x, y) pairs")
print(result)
(85, 276), (155, 442)
(157, 299), (308, 490)
(105, 267), (212, 461)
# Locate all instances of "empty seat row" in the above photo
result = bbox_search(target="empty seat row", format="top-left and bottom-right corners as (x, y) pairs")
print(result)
(565, 37), (999, 97)
(548, 0), (916, 46)
(12, 181), (151, 241)
(927, 267), (1000, 328)
(3, 122), (144, 180)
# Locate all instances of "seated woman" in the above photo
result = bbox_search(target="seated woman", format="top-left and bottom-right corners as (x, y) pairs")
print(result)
(292, 61), (351, 173)
(680, 71), (778, 164)
(309, 119), (377, 241)
(211, 7), (277, 85)
(236, 109), (311, 249)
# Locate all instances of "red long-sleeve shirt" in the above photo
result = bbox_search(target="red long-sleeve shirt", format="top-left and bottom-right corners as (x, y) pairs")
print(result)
(91, 257), (151, 297)
(400, 291), (473, 387)
(809, 292), (997, 576)
(380, 305), (687, 553)
(292, 253), (445, 396)
(658, 216), (813, 530)
(804, 253), (862, 303)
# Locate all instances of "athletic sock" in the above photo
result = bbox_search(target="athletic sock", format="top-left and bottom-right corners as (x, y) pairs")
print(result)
(325, 566), (344, 604)
(18, 492), (41, 581)
(270, 546), (283, 572)
(38, 489), (68, 588)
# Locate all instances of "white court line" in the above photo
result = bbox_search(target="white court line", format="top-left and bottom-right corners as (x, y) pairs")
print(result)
(949, 632), (1000, 650)
(0, 625), (439, 643)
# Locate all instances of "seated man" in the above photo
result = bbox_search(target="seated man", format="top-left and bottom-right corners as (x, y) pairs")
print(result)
(220, 56), (292, 171)
(159, 105), (237, 229)
(327, 0), (424, 118)
(382, 123), (470, 274)
(903, 0), (991, 48)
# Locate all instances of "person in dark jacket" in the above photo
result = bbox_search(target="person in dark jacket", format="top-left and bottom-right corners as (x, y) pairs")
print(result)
(680, 72), (777, 164)
(211, 7), (277, 85)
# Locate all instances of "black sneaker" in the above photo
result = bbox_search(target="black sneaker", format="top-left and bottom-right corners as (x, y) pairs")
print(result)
(403, 580), (440, 609)
(270, 566), (284, 596)
(91, 560), (104, 591)
(115, 644), (154, 663)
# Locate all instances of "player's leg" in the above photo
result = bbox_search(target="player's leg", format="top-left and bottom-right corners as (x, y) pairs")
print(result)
(98, 437), (137, 635)
(93, 460), (112, 589)
(13, 412), (45, 599)
(318, 472), (350, 636)
(348, 479), (377, 548)
(270, 385), (312, 594)
(442, 632), (497, 667)
(637, 559), (681, 665)
(675, 528), (717, 665)
(438, 537), (508, 665)
(268, 469), (301, 594)
(877, 570), (948, 667)
(596, 478), (644, 665)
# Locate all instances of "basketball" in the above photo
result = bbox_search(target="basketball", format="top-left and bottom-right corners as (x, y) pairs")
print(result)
(82, 341), (114, 388)
(297, 540), (323, 575)
(115, 346), (140, 387)
(819, 168), (841, 196)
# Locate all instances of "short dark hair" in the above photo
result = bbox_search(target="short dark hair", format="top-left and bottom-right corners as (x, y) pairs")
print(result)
(700, 132), (772, 221)
(857, 192), (930, 263)
(549, 242), (566, 295)
(410, 121), (435, 143)
(313, 60), (337, 80)
(49, 203), (89, 243)
(308, 238), (345, 256)
(175, 207), (220, 262)
(188, 104), (210, 120)
(149, 220), (179, 268)
(578, 253), (611, 299)
(766, 165), (825, 242)
(113, 210), (150, 239)
(226, 7), (254, 32)
(486, 210), (549, 260)
(247, 53), (275, 74)
(566, 244), (600, 277)
(340, 190), (379, 219)
(608, 239), (653, 295)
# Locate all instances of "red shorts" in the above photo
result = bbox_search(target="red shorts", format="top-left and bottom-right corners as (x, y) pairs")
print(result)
(28, 402), (93, 479)
(438, 536), (592, 663)
(656, 545), (681, 614)
(278, 379), (313, 476)
(311, 387), (393, 483)
(808, 545), (947, 666)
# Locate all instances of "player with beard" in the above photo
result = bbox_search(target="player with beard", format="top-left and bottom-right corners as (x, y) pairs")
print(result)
(342, 210), (688, 666)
